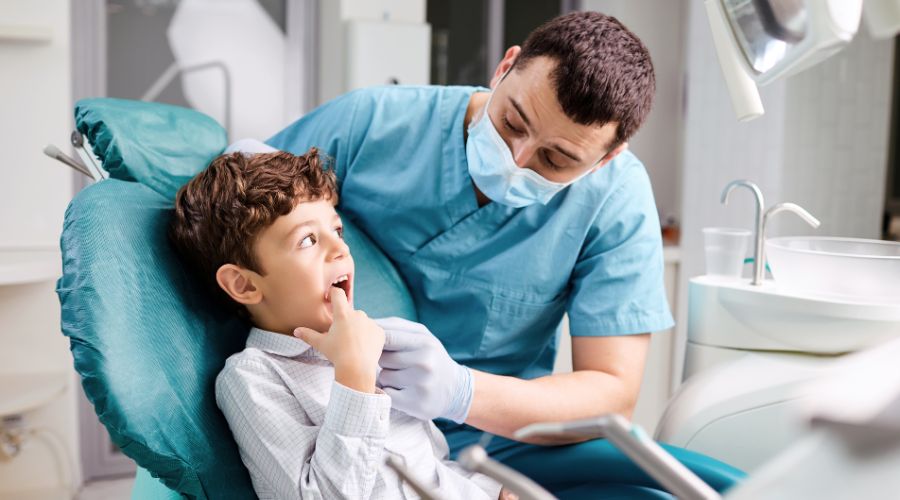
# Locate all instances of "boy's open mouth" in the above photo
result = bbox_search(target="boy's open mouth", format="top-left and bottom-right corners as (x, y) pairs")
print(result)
(324, 273), (352, 304)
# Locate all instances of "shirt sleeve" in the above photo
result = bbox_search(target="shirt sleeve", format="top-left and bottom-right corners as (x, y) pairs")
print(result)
(266, 89), (370, 185)
(216, 359), (391, 499)
(566, 168), (675, 337)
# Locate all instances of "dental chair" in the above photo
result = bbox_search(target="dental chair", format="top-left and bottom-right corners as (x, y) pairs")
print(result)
(55, 98), (744, 499)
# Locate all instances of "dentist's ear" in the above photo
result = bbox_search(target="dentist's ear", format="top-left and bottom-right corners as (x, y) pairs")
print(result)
(489, 45), (522, 89)
(593, 142), (629, 172)
(216, 264), (263, 305)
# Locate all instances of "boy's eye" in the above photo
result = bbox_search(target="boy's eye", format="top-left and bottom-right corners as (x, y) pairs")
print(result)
(299, 234), (316, 248)
(335, 226), (344, 239)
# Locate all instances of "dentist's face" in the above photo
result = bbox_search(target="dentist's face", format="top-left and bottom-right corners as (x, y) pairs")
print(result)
(483, 49), (626, 183)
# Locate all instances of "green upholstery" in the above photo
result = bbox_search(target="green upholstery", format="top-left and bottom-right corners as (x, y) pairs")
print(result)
(58, 179), (252, 498)
(58, 99), (417, 499)
(132, 467), (182, 500)
(74, 98), (227, 200)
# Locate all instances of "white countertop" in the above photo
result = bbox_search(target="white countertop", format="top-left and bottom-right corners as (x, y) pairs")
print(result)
(0, 370), (68, 416)
(0, 248), (62, 286)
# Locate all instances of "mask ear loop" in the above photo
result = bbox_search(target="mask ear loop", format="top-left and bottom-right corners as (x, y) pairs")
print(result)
(475, 67), (514, 129)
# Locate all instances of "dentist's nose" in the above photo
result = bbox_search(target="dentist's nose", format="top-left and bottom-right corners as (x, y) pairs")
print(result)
(511, 139), (538, 168)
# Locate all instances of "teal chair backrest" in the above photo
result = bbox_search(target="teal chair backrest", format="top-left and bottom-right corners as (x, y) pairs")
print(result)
(57, 99), (417, 499)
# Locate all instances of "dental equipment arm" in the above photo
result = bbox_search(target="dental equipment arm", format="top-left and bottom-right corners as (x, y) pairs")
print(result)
(42, 144), (93, 178)
(515, 415), (721, 500)
(384, 456), (441, 500)
(69, 131), (107, 181)
(456, 445), (557, 500)
(389, 448), (555, 500)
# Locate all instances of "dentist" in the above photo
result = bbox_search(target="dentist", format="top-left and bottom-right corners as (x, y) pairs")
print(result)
(269, 11), (694, 498)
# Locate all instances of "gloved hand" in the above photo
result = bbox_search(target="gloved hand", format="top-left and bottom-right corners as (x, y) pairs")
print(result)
(375, 317), (474, 423)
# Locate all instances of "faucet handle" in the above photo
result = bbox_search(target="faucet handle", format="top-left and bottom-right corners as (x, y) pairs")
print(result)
(764, 202), (821, 229)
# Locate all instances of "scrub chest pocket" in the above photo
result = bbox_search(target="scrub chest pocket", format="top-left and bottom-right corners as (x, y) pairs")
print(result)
(398, 255), (569, 378)
(478, 292), (567, 370)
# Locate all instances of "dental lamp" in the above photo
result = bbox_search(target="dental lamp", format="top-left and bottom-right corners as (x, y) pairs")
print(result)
(706, 0), (900, 121)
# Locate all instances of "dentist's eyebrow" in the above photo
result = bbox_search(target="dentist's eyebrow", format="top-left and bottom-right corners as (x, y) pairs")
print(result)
(551, 144), (581, 163)
(509, 97), (582, 163)
(508, 97), (532, 127)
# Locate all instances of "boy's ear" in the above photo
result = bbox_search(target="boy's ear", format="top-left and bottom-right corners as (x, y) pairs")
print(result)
(216, 264), (263, 305)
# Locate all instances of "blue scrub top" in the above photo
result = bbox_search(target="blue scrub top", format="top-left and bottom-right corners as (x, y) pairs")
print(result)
(268, 86), (673, 380)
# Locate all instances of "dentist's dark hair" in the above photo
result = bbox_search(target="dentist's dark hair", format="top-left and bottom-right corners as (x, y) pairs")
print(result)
(515, 11), (655, 147)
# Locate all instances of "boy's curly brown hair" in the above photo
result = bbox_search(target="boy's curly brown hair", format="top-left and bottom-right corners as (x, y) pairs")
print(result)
(169, 148), (338, 313)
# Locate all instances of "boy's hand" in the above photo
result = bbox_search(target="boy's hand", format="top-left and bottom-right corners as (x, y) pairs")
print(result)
(294, 288), (385, 393)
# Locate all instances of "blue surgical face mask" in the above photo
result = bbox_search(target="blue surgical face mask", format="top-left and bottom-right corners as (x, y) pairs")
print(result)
(465, 90), (595, 208)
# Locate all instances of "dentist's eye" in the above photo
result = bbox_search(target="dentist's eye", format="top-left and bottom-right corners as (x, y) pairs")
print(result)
(299, 234), (316, 248)
(542, 151), (563, 171)
(503, 116), (524, 135)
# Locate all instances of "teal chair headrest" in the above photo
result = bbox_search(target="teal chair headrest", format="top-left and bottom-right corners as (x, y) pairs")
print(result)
(75, 98), (227, 200)
(59, 98), (417, 499)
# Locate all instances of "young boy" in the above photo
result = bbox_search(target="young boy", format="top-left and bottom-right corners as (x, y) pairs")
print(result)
(169, 148), (507, 499)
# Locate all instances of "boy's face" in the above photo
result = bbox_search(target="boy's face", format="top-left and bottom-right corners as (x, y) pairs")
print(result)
(246, 199), (354, 334)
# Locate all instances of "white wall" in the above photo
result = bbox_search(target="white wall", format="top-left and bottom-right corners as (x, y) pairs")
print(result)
(581, 0), (687, 223)
(0, 0), (74, 248)
(779, 31), (894, 239)
(0, 0), (80, 495)
(317, 0), (428, 106)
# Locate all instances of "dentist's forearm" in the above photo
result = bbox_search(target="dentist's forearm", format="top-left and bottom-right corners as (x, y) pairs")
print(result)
(465, 369), (637, 445)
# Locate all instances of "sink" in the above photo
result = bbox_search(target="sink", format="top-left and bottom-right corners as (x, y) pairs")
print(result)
(688, 276), (900, 354)
(766, 237), (900, 304)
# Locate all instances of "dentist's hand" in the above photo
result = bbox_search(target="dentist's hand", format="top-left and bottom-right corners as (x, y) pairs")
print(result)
(375, 317), (473, 423)
(294, 288), (385, 393)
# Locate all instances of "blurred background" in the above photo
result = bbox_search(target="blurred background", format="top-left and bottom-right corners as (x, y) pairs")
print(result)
(0, 0), (896, 498)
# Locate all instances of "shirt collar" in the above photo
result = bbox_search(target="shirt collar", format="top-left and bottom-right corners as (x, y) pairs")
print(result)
(246, 327), (316, 358)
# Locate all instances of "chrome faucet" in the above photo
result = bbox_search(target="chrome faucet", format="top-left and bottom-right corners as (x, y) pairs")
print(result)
(720, 180), (821, 285)
(720, 180), (765, 285)
(762, 202), (821, 254)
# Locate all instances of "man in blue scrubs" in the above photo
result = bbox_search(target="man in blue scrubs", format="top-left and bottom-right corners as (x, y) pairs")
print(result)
(269, 11), (739, 498)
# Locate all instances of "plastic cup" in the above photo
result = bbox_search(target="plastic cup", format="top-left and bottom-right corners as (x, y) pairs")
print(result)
(703, 227), (752, 278)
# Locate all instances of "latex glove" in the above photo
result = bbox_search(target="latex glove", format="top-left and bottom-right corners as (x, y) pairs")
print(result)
(375, 317), (474, 423)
